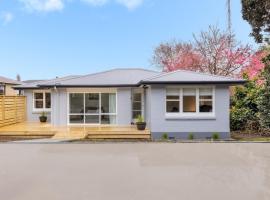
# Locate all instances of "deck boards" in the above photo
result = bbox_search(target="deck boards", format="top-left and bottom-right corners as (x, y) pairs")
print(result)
(0, 122), (151, 140)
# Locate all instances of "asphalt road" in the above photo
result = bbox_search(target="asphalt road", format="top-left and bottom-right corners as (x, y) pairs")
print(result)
(0, 143), (269, 200)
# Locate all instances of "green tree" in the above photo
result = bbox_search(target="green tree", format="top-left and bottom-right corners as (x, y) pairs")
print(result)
(241, 0), (270, 43)
(258, 54), (270, 129)
(230, 75), (262, 131)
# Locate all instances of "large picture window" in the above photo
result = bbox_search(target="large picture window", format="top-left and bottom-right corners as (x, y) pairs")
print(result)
(166, 87), (214, 116)
(69, 92), (117, 125)
(33, 91), (51, 111)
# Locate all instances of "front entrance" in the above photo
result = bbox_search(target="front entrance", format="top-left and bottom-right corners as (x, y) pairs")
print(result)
(68, 92), (117, 125)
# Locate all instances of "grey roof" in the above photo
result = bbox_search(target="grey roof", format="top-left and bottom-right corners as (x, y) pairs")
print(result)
(0, 76), (21, 85)
(39, 68), (159, 87)
(15, 75), (80, 89)
(141, 70), (245, 85)
(14, 68), (245, 89)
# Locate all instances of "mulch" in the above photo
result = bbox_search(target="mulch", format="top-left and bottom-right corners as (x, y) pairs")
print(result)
(231, 131), (270, 139)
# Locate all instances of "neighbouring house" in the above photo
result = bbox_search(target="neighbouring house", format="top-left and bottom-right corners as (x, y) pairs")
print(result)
(14, 68), (245, 139)
(0, 76), (21, 95)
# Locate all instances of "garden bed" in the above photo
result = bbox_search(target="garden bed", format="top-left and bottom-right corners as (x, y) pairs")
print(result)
(231, 131), (270, 141)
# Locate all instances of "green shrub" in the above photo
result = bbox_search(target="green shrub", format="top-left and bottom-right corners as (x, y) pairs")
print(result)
(230, 76), (261, 131)
(212, 133), (220, 140)
(161, 133), (168, 140)
(188, 133), (194, 140)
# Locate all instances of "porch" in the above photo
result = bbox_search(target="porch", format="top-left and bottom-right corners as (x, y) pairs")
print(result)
(0, 122), (151, 140)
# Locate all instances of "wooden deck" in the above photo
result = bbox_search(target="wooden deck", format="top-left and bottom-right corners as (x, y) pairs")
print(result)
(0, 122), (151, 140)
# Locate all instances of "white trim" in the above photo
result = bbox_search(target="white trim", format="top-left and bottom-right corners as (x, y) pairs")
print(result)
(67, 91), (118, 125)
(131, 89), (144, 121)
(165, 86), (215, 119)
(32, 90), (51, 113)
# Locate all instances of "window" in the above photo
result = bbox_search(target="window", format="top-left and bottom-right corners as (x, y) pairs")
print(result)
(166, 89), (180, 113)
(69, 92), (117, 125)
(183, 88), (196, 113)
(0, 84), (5, 95)
(199, 88), (213, 112)
(132, 92), (143, 119)
(33, 91), (51, 111)
(166, 87), (214, 116)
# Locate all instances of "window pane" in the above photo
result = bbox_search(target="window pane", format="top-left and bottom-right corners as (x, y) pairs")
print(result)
(101, 115), (116, 124)
(133, 93), (141, 101)
(69, 93), (84, 114)
(132, 111), (142, 119)
(85, 115), (99, 124)
(200, 96), (212, 100)
(166, 95), (179, 100)
(69, 115), (84, 124)
(101, 93), (116, 113)
(183, 88), (196, 96)
(166, 101), (179, 113)
(200, 101), (213, 112)
(45, 93), (51, 109)
(0, 85), (5, 95)
(133, 102), (141, 110)
(167, 89), (179, 95)
(35, 100), (43, 109)
(34, 93), (43, 100)
(199, 88), (212, 96)
(85, 93), (99, 113)
(183, 96), (196, 112)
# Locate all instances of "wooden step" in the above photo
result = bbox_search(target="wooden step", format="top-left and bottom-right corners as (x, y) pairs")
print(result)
(87, 134), (151, 139)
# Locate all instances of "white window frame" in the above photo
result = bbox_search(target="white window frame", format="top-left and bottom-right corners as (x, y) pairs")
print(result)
(32, 90), (51, 112)
(132, 89), (144, 121)
(67, 90), (118, 126)
(165, 86), (215, 119)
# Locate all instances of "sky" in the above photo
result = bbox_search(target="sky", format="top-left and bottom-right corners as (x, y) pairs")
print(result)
(0, 0), (256, 80)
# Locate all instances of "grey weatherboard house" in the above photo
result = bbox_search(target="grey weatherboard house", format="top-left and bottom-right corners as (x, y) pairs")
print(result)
(15, 68), (245, 139)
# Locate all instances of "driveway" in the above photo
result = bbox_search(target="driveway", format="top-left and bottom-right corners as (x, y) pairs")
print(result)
(0, 143), (269, 200)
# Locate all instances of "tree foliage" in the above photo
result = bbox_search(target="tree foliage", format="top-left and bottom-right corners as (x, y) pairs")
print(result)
(242, 0), (270, 43)
(230, 75), (261, 131)
(152, 26), (252, 76)
(258, 54), (270, 129)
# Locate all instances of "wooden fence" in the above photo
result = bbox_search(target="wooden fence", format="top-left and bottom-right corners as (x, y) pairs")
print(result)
(0, 96), (26, 127)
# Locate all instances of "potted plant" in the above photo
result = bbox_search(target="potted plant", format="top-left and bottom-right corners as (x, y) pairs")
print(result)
(39, 111), (47, 123)
(136, 115), (146, 130)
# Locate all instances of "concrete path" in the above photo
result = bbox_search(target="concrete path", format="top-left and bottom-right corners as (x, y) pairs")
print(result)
(0, 143), (269, 200)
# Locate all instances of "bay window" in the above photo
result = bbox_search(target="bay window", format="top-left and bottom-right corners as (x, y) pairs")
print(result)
(166, 87), (214, 117)
(33, 91), (51, 111)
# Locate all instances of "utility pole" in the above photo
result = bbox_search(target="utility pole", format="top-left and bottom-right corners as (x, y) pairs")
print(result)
(227, 0), (232, 47)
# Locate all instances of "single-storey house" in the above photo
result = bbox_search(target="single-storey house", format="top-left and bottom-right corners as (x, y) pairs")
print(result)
(14, 68), (244, 139)
(0, 76), (21, 95)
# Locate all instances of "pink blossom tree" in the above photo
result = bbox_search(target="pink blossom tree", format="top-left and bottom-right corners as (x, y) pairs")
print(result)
(152, 26), (252, 77)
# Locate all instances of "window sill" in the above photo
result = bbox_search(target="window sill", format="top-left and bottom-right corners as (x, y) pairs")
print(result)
(165, 114), (216, 120)
(32, 109), (51, 114)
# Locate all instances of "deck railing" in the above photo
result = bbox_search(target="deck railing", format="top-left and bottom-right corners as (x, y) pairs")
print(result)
(0, 96), (26, 127)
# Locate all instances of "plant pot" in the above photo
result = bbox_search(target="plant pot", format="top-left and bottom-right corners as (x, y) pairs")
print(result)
(136, 122), (146, 130)
(39, 116), (47, 123)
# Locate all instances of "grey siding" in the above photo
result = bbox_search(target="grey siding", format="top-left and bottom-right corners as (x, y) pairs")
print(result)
(117, 88), (132, 125)
(51, 88), (68, 126)
(24, 90), (51, 122)
(145, 87), (151, 128)
(149, 85), (230, 139)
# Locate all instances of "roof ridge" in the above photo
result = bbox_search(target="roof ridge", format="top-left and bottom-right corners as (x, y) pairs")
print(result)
(143, 69), (240, 81)
(39, 68), (159, 86)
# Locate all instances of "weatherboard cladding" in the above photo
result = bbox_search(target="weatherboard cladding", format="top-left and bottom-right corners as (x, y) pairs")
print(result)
(14, 68), (245, 89)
